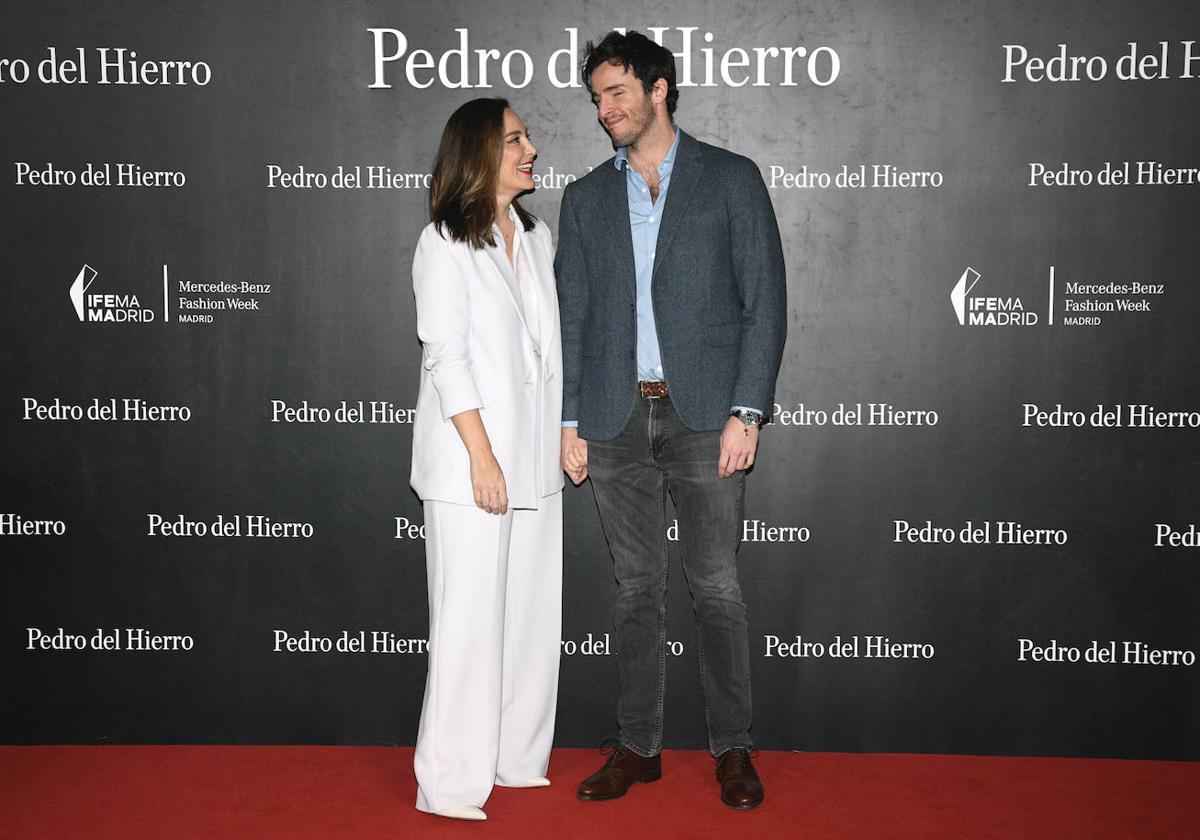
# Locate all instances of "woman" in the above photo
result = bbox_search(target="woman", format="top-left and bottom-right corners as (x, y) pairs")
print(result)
(409, 98), (563, 822)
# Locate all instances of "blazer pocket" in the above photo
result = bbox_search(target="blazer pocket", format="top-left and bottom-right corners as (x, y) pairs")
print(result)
(705, 322), (741, 346)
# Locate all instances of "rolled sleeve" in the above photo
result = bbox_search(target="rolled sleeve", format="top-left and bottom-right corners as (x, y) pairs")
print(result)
(412, 226), (484, 422)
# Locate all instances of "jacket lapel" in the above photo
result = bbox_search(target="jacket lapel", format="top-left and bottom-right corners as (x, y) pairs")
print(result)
(525, 229), (557, 350)
(650, 131), (703, 286)
(599, 161), (638, 293)
(481, 241), (530, 334)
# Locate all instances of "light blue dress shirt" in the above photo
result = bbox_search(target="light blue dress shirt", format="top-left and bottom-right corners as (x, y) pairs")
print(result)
(616, 127), (680, 383)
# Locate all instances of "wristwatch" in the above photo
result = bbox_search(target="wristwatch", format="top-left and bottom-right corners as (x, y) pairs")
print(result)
(730, 408), (765, 428)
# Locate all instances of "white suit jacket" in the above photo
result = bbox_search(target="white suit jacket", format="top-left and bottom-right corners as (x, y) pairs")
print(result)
(409, 216), (564, 509)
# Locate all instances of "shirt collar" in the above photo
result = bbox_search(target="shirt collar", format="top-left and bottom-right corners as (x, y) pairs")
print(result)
(491, 203), (522, 235)
(490, 203), (525, 255)
(614, 126), (681, 174)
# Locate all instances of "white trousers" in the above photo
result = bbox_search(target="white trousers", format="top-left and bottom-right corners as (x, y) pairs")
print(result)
(414, 492), (563, 813)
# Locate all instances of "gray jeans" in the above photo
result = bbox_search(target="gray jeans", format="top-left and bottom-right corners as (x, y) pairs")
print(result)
(587, 394), (752, 757)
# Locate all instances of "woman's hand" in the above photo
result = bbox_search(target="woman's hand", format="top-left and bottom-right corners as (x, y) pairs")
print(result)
(449, 409), (509, 515)
(470, 450), (508, 515)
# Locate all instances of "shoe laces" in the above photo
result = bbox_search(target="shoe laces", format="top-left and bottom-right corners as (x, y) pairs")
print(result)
(599, 738), (627, 765)
(716, 747), (758, 776)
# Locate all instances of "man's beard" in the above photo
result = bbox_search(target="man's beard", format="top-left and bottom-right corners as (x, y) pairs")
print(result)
(608, 102), (655, 148)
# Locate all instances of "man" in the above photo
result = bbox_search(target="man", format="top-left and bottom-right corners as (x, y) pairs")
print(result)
(555, 31), (786, 810)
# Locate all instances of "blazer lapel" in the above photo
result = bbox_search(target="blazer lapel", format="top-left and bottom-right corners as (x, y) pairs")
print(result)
(650, 131), (703, 286)
(481, 242), (531, 334)
(525, 230), (557, 351)
(599, 161), (637, 293)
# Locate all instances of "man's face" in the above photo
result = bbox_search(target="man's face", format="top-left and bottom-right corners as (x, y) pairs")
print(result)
(590, 60), (657, 148)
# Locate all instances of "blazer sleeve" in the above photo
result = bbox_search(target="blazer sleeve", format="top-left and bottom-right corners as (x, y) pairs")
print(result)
(412, 225), (484, 422)
(555, 186), (588, 424)
(727, 158), (787, 414)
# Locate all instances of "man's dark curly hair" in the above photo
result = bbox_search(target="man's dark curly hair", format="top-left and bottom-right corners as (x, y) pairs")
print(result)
(582, 30), (679, 116)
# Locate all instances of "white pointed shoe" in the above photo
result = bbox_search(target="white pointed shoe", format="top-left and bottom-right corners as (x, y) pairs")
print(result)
(433, 805), (487, 821)
(506, 776), (550, 788)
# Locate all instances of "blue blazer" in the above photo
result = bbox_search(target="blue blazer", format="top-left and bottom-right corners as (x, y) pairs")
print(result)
(555, 130), (787, 441)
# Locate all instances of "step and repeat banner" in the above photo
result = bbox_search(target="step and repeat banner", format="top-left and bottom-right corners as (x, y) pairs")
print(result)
(3, 1), (1198, 759)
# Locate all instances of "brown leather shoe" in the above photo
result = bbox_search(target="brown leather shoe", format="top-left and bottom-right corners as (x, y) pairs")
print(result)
(715, 748), (764, 809)
(576, 745), (662, 800)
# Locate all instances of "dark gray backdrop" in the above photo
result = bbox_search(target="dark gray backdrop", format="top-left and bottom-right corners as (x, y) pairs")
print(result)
(3, 0), (1198, 759)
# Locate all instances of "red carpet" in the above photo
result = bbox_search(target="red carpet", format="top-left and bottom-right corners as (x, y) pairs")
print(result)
(1, 746), (1196, 839)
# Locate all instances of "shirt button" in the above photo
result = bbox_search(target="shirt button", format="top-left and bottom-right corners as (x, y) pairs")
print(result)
(649, 216), (655, 223)
(650, 252), (655, 259)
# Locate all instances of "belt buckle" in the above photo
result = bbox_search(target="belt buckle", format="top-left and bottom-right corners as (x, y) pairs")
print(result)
(639, 381), (668, 399)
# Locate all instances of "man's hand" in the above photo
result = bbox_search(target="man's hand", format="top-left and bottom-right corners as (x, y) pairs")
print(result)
(561, 427), (589, 485)
(718, 416), (759, 478)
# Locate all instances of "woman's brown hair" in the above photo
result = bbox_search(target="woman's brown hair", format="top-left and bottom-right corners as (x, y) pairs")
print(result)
(429, 97), (535, 249)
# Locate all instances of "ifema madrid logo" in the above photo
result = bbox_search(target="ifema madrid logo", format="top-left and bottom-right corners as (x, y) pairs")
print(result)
(69, 263), (162, 322)
(950, 266), (1038, 326)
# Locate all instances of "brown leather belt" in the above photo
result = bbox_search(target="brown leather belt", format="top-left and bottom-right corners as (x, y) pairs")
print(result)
(638, 380), (669, 399)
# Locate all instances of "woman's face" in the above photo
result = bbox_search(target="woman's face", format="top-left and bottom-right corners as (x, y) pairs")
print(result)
(496, 108), (537, 201)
